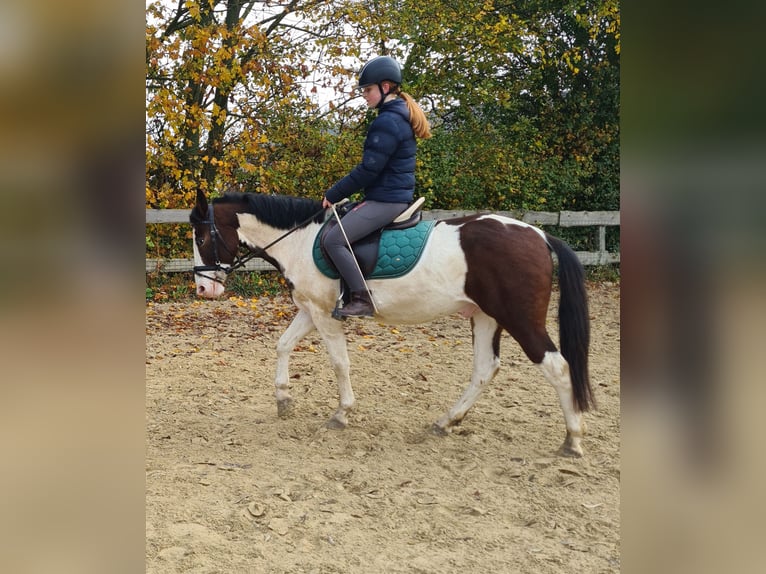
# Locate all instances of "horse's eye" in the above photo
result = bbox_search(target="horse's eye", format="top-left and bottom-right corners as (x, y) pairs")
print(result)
(196, 237), (205, 247)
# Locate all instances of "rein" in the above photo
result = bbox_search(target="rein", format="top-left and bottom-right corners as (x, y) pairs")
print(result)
(193, 201), (326, 282)
(260, 206), (327, 251)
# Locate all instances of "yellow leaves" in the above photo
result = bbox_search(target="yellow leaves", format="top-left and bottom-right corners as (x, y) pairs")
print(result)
(224, 296), (262, 310)
(185, 0), (201, 22)
(563, 50), (582, 75)
(211, 104), (228, 126)
(191, 30), (210, 52)
(181, 176), (197, 192)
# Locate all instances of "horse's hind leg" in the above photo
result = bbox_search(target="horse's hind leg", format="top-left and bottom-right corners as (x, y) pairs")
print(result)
(274, 309), (316, 417)
(433, 312), (501, 434)
(513, 326), (586, 456)
(537, 351), (586, 457)
(488, 305), (586, 456)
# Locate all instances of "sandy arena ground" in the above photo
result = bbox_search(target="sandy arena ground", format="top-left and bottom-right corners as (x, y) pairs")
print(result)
(146, 282), (620, 573)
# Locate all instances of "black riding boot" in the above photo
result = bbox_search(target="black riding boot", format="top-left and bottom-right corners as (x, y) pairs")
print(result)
(337, 290), (374, 318)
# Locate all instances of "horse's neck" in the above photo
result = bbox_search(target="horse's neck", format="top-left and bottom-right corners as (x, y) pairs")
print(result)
(237, 214), (319, 270)
(236, 213), (284, 248)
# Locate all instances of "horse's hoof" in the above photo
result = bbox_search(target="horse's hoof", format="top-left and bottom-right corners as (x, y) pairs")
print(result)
(558, 435), (584, 457)
(558, 445), (583, 458)
(277, 398), (294, 418)
(430, 423), (450, 437)
(325, 417), (347, 430)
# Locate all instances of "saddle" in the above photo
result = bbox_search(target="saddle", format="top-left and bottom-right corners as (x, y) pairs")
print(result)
(313, 197), (434, 282)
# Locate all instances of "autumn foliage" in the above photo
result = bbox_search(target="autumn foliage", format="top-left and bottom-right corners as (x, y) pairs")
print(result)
(146, 0), (619, 257)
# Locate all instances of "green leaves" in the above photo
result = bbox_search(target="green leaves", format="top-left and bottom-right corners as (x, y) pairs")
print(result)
(146, 0), (619, 217)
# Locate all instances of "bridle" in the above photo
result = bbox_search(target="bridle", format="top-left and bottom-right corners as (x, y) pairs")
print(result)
(193, 202), (253, 283)
(193, 200), (326, 284)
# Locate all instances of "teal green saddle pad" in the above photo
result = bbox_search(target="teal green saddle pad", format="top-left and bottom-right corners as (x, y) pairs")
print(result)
(312, 220), (436, 280)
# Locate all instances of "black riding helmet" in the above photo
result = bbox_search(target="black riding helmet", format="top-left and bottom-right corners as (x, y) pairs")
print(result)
(358, 55), (402, 87)
(358, 56), (402, 108)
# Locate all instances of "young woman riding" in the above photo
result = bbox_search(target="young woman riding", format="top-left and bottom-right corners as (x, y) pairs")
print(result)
(322, 55), (431, 318)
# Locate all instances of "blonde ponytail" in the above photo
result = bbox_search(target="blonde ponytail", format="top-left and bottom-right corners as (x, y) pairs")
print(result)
(399, 91), (432, 139)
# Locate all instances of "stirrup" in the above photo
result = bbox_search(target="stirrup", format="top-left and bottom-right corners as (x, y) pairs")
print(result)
(331, 286), (347, 321)
(331, 304), (347, 321)
(336, 291), (374, 318)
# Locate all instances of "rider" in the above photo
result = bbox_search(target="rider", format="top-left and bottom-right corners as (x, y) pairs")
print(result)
(322, 55), (432, 318)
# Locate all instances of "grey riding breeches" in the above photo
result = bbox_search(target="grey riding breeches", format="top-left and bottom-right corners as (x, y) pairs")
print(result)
(323, 200), (408, 292)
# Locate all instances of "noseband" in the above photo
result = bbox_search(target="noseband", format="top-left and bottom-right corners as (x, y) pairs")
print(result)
(193, 200), (326, 284)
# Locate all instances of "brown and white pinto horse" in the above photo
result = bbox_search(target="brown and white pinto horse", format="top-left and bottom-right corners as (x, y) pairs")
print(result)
(190, 190), (594, 456)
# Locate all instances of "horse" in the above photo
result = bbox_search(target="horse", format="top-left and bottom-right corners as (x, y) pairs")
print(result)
(190, 189), (594, 456)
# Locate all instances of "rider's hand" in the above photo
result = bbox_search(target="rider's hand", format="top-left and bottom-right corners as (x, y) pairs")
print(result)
(322, 197), (332, 209)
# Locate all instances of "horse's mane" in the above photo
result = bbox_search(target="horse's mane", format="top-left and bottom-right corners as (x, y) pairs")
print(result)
(215, 192), (325, 230)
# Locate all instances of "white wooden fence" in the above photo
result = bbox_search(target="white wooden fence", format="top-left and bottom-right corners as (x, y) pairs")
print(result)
(146, 208), (619, 272)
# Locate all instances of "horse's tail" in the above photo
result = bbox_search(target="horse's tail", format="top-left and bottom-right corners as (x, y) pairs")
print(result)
(546, 234), (595, 412)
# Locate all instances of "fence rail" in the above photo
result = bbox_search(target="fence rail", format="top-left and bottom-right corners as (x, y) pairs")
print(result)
(146, 209), (619, 272)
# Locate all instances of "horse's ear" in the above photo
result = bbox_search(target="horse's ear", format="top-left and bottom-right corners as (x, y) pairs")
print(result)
(195, 189), (208, 217)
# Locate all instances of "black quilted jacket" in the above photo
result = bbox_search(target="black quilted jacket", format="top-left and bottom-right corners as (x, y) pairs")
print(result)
(325, 98), (416, 204)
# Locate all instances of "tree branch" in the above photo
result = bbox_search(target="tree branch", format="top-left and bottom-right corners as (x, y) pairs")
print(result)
(162, 0), (190, 38)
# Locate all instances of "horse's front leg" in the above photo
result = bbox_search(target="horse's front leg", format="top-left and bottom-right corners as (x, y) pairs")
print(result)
(311, 313), (354, 429)
(274, 309), (316, 418)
